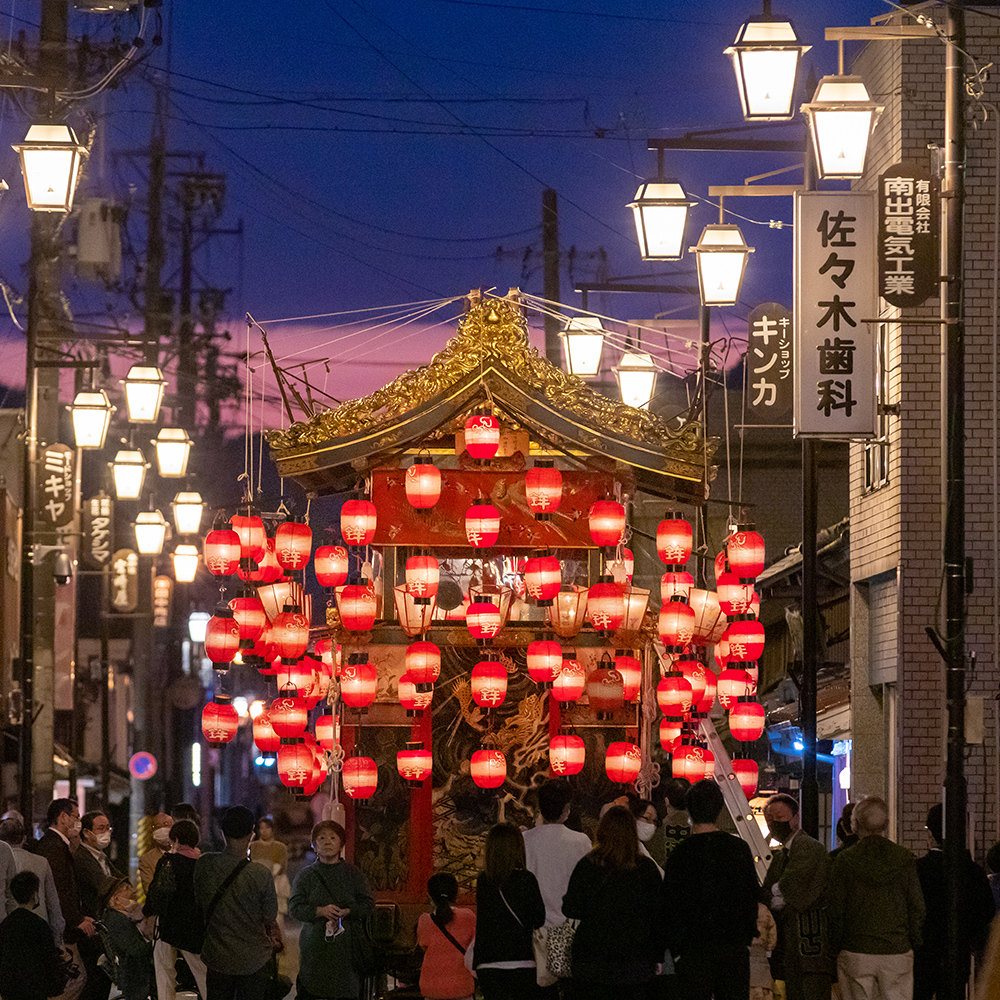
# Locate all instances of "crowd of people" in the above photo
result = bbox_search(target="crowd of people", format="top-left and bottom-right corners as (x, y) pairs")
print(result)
(0, 783), (998, 1000)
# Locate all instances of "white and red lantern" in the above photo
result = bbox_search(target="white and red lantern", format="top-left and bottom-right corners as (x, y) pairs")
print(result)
(523, 552), (561, 605)
(277, 742), (315, 791)
(657, 672), (694, 716)
(659, 596), (696, 649)
(552, 653), (585, 703)
(466, 599), (502, 641)
(716, 564), (756, 616)
(398, 673), (434, 714)
(722, 617), (765, 663)
(405, 555), (440, 605)
(526, 640), (562, 684)
(253, 711), (280, 753)
(342, 756), (379, 799)
(471, 749), (506, 788)
(717, 667), (754, 709)
(397, 743), (433, 785)
(230, 514), (266, 562)
(405, 460), (442, 509)
(229, 594), (267, 648)
(659, 717), (684, 753)
(314, 714), (337, 750)
(464, 413), (500, 461)
(471, 658), (508, 708)
(204, 529), (240, 576)
(727, 525), (765, 579)
(341, 499), (377, 546)
(202, 699), (239, 748)
(465, 500), (500, 548)
(588, 500), (626, 548)
(237, 538), (282, 585)
(731, 758), (759, 798)
(314, 546), (349, 588)
(672, 739), (709, 782)
(340, 655), (378, 709)
(587, 662), (624, 719)
(336, 583), (377, 631)
(275, 521), (313, 571)
(661, 569), (694, 603)
(525, 461), (562, 519)
(549, 734), (585, 776)
(405, 641), (441, 688)
(614, 651), (642, 701)
(271, 603), (310, 663)
(205, 607), (241, 664)
(730, 697), (765, 742)
(269, 695), (308, 740)
(656, 514), (693, 566)
(675, 658), (708, 705)
(587, 577), (625, 631)
(605, 741), (642, 783)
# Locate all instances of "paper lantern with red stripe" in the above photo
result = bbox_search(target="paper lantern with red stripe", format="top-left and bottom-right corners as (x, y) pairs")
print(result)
(656, 513), (692, 566)
(587, 661), (624, 719)
(661, 570), (694, 603)
(659, 717), (684, 753)
(588, 500), (626, 548)
(336, 583), (377, 631)
(659, 596), (696, 649)
(730, 697), (765, 742)
(676, 658), (708, 706)
(523, 552), (561, 605)
(205, 607), (241, 664)
(341, 499), (377, 546)
(269, 695), (308, 740)
(398, 673), (434, 714)
(342, 756), (379, 799)
(727, 525), (765, 579)
(204, 529), (240, 576)
(464, 413), (501, 460)
(201, 699), (238, 748)
(253, 711), (280, 752)
(465, 500), (500, 548)
(722, 617), (765, 663)
(314, 714), (337, 750)
(605, 741), (642, 783)
(587, 577), (625, 631)
(672, 739), (709, 782)
(731, 758), (759, 798)
(614, 651), (642, 701)
(236, 538), (281, 585)
(657, 672), (694, 716)
(526, 640), (562, 684)
(229, 594), (267, 648)
(405, 641), (441, 688)
(471, 658), (508, 708)
(340, 655), (378, 709)
(552, 654), (586, 703)
(271, 604), (310, 663)
(549, 734), (585, 776)
(716, 565), (756, 616)
(717, 667), (754, 709)
(405, 555), (439, 605)
(314, 546), (349, 588)
(405, 460), (442, 509)
(275, 521), (313, 571)
(525, 461), (562, 519)
(397, 743), (433, 785)
(466, 599), (502, 641)
(277, 742), (315, 791)
(230, 514), (266, 562)
(471, 749), (506, 788)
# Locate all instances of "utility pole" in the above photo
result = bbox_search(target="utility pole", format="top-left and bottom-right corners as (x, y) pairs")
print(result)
(542, 188), (561, 367)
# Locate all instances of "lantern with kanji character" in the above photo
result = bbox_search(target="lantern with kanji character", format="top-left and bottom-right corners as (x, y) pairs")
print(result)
(730, 697), (765, 742)
(552, 653), (586, 704)
(470, 749), (506, 788)
(525, 460), (562, 519)
(202, 698), (238, 748)
(204, 606), (241, 665)
(238, 538), (283, 585)
(253, 711), (280, 753)
(342, 756), (379, 799)
(405, 640), (441, 689)
(271, 603), (310, 663)
(314, 714), (337, 750)
(675, 658), (707, 705)
(405, 555), (439, 605)
(340, 655), (378, 710)
(716, 564), (756, 616)
(727, 525), (765, 579)
(657, 513), (693, 566)
(549, 734), (585, 776)
(314, 545), (349, 588)
(275, 521), (313, 572)
(587, 660), (624, 720)
(717, 667), (754, 709)
(399, 673), (434, 714)
(526, 640), (562, 684)
(587, 576), (625, 632)
(204, 529), (240, 576)
(229, 594), (267, 649)
(341, 499), (377, 546)
(588, 500), (626, 548)
(397, 743), (432, 786)
(336, 583), (377, 631)
(605, 741), (642, 783)
(523, 551), (561, 606)
(672, 738), (709, 782)
(661, 570), (694, 603)
(731, 758), (759, 798)
(657, 671), (694, 716)
(614, 650), (641, 701)
(277, 742), (315, 791)
(405, 459), (442, 509)
(659, 596), (696, 650)
(231, 514), (266, 562)
(464, 413), (500, 461)
(721, 617), (765, 662)
(465, 500), (500, 548)
(471, 658), (508, 708)
(269, 695), (308, 740)
(466, 599), (502, 642)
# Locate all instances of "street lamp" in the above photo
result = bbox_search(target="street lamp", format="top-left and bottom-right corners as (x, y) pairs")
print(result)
(12, 123), (87, 212)
(725, 16), (810, 121)
(171, 491), (205, 536)
(690, 224), (754, 306)
(172, 543), (200, 583)
(134, 510), (169, 556)
(111, 449), (148, 500)
(614, 349), (658, 410)
(153, 427), (193, 477)
(121, 365), (167, 423)
(559, 316), (606, 377)
(68, 389), (114, 449)
(800, 75), (882, 180)
(628, 181), (694, 260)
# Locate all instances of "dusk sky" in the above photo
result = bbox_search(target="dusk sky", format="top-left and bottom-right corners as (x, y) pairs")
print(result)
(0, 0), (893, 413)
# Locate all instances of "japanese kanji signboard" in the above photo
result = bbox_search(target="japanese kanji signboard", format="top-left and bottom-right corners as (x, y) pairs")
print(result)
(37, 444), (74, 528)
(82, 493), (114, 569)
(109, 547), (138, 613)
(794, 192), (877, 439)
(744, 302), (793, 422)
(153, 574), (173, 628)
(878, 161), (938, 308)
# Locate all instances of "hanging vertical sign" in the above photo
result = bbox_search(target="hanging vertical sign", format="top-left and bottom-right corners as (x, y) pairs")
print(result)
(82, 493), (114, 569)
(744, 302), (793, 422)
(109, 547), (139, 613)
(794, 192), (877, 439)
(37, 444), (75, 528)
(152, 574), (173, 628)
(878, 162), (939, 309)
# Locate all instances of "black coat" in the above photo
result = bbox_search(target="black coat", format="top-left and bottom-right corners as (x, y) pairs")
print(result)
(34, 831), (85, 943)
(0, 907), (64, 1000)
(143, 853), (205, 953)
(473, 868), (544, 967)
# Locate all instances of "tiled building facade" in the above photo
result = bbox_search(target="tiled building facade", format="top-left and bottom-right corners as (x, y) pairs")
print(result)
(849, 9), (999, 855)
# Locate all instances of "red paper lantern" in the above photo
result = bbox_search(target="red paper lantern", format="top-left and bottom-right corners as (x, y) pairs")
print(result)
(523, 552), (561, 605)
(656, 514), (693, 566)
(730, 698), (765, 742)
(587, 663), (624, 719)
(525, 461), (563, 519)
(204, 607), (241, 665)
(314, 545), (350, 588)
(466, 599), (502, 641)
(676, 658), (708, 705)
(397, 743), (433, 785)
(605, 741), (642, 783)
(588, 500), (626, 548)
(405, 461), (442, 509)
(341, 499), (377, 546)
(661, 570), (694, 603)
(253, 711), (280, 753)
(615, 651), (642, 701)
(464, 413), (500, 460)
(315, 639), (338, 677)
(269, 695), (308, 739)
(201, 699), (238, 748)
(672, 739), (708, 782)
(399, 672), (434, 713)
(722, 617), (765, 662)
(271, 603), (310, 662)
(526, 640), (562, 684)
(587, 577), (625, 631)
(230, 514), (266, 562)
(659, 717), (683, 753)
(340, 655), (378, 709)
(717, 668), (754, 709)
(465, 500), (500, 548)
(552, 654), (586, 703)
(277, 742), (315, 790)
(314, 714), (337, 750)
(337, 583), (377, 631)
(549, 734), (585, 776)
(341, 756), (378, 799)
(204, 529), (240, 576)
(405, 641), (441, 687)
(275, 521), (313, 571)
(657, 672), (693, 716)
(716, 567), (756, 616)
(659, 596), (696, 648)
(237, 538), (282, 584)
(405, 555), (440, 605)
(470, 749), (506, 788)
(229, 594), (267, 648)
(471, 658), (508, 708)
(248, 623), (277, 666)
(731, 758), (759, 798)
(727, 525), (765, 579)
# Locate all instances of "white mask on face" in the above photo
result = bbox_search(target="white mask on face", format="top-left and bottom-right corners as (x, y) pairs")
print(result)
(95, 832), (112, 849)
(70, 821), (82, 837)
(636, 820), (656, 843)
(153, 828), (171, 845)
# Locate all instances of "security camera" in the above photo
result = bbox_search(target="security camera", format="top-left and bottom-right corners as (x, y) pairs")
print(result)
(53, 551), (73, 586)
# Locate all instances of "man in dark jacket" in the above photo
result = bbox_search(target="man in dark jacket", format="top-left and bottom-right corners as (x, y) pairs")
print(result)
(0, 870), (66, 1000)
(661, 779), (759, 1000)
(826, 796), (925, 1000)
(913, 802), (994, 1000)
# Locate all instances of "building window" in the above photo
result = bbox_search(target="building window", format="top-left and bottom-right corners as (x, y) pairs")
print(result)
(864, 323), (889, 491)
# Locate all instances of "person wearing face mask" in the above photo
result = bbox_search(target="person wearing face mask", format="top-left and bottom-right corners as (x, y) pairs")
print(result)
(74, 812), (122, 1000)
(138, 814), (173, 899)
(628, 799), (664, 877)
(760, 793), (833, 1000)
